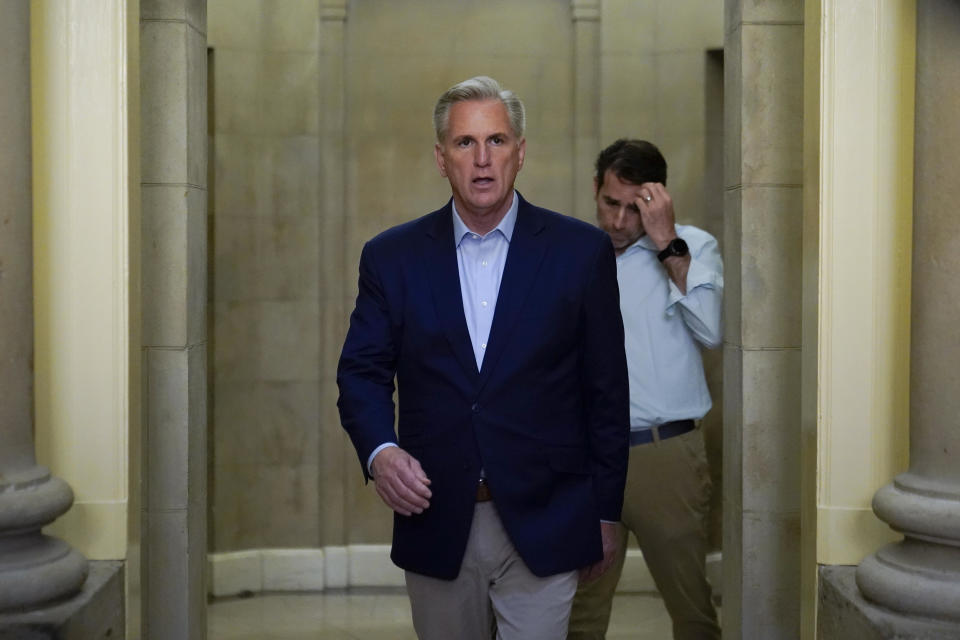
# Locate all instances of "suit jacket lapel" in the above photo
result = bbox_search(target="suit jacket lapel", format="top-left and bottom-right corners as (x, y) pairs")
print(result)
(423, 203), (481, 381)
(478, 196), (548, 390)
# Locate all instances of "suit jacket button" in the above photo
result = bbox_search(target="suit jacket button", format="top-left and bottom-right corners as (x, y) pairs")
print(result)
(471, 403), (480, 413)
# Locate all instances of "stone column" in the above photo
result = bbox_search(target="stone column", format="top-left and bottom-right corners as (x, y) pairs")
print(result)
(571, 0), (600, 221)
(0, 0), (87, 612)
(723, 1), (804, 637)
(140, 0), (208, 637)
(856, 0), (960, 626)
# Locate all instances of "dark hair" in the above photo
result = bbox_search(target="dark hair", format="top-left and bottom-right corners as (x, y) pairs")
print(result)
(594, 139), (667, 189)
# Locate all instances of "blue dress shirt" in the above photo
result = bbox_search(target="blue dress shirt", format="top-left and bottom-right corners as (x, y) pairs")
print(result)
(617, 224), (723, 432)
(451, 194), (518, 368)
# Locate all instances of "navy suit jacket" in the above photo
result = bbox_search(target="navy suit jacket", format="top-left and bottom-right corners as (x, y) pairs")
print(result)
(337, 194), (629, 580)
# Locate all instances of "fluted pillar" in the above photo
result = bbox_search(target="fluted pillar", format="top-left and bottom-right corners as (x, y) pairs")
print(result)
(856, 0), (960, 625)
(571, 0), (600, 221)
(319, 0), (349, 555)
(0, 0), (87, 612)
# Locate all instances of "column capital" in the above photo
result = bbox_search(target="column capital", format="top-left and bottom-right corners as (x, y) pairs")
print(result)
(321, 0), (348, 22)
(571, 0), (600, 22)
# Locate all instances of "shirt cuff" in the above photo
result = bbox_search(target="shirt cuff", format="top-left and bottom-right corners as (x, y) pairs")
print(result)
(600, 519), (618, 524)
(666, 256), (722, 314)
(367, 442), (399, 476)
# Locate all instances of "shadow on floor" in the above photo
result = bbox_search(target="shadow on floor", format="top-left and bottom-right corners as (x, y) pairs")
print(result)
(208, 588), (675, 639)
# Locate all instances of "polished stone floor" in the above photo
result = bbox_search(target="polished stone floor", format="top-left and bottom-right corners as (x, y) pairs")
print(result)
(209, 588), (674, 639)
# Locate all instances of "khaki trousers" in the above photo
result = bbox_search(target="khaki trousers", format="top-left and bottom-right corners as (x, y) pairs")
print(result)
(406, 501), (578, 640)
(568, 428), (720, 640)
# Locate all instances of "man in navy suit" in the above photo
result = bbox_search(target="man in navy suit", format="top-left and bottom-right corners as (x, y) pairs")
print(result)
(337, 76), (630, 640)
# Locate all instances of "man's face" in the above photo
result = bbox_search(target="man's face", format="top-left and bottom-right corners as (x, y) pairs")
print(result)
(594, 169), (645, 254)
(435, 99), (525, 221)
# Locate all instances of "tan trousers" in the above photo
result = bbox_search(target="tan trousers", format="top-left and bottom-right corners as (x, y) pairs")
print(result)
(405, 501), (579, 640)
(568, 428), (720, 640)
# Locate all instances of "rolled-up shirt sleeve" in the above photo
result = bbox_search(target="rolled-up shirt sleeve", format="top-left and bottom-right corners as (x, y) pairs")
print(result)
(665, 233), (723, 349)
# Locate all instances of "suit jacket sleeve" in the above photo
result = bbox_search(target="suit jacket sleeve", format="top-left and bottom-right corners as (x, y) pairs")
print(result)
(337, 241), (399, 481)
(581, 235), (630, 522)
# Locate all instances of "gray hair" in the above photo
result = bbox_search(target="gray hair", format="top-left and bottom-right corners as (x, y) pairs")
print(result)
(433, 76), (526, 142)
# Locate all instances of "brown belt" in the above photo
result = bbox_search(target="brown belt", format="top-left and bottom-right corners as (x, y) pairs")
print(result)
(476, 481), (492, 502)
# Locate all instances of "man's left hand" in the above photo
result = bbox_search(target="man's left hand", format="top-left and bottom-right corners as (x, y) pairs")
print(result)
(578, 521), (621, 584)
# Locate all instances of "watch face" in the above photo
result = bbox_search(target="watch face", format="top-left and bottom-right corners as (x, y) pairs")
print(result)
(657, 237), (690, 262)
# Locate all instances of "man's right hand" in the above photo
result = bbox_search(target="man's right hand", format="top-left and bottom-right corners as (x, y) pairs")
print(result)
(370, 446), (432, 516)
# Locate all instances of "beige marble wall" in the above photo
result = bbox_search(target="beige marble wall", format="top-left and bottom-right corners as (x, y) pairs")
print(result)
(207, 0), (322, 550)
(600, 0), (723, 228)
(723, 0), (804, 637)
(209, 0), (725, 552)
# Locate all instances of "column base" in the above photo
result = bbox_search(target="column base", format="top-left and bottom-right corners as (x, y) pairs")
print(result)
(819, 565), (960, 639)
(0, 466), (88, 612)
(856, 538), (960, 623)
(872, 472), (960, 546)
(0, 534), (89, 612)
(0, 560), (124, 639)
(0, 467), (74, 534)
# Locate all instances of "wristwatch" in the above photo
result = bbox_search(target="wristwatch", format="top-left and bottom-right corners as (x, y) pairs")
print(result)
(657, 237), (689, 262)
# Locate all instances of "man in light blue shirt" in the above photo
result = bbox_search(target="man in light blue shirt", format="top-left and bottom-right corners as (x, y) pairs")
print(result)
(569, 139), (723, 640)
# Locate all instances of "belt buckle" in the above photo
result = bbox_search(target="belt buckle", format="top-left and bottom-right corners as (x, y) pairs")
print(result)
(476, 480), (492, 502)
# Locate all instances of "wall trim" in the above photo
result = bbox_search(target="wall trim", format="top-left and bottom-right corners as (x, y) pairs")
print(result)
(208, 546), (722, 598)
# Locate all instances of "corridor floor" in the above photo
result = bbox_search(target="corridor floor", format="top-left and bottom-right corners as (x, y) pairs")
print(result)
(209, 589), (674, 639)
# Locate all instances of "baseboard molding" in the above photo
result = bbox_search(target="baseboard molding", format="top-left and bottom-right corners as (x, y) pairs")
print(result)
(208, 546), (723, 598)
(208, 545), (402, 597)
